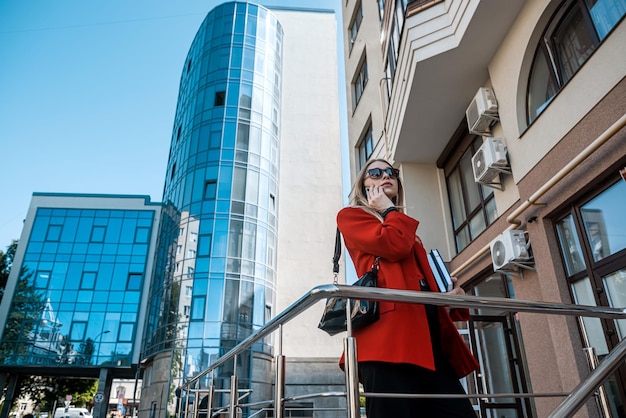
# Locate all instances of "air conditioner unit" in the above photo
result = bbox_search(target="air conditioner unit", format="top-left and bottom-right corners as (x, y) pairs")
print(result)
(490, 230), (530, 271)
(471, 137), (509, 183)
(466, 87), (499, 135)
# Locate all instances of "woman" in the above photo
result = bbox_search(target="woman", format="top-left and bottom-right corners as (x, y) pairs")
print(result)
(337, 159), (479, 417)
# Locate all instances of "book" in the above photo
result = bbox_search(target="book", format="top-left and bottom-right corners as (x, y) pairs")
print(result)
(427, 249), (453, 293)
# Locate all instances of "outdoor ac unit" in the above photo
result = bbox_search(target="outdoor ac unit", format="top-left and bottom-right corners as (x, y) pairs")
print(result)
(466, 87), (499, 135)
(471, 137), (509, 183)
(490, 230), (530, 271)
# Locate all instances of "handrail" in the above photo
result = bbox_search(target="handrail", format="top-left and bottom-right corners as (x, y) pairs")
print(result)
(182, 284), (626, 417)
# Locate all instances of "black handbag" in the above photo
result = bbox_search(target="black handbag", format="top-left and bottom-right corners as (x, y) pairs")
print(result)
(318, 229), (380, 336)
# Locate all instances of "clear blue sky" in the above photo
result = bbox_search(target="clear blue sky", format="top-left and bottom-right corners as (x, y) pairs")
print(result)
(0, 0), (345, 249)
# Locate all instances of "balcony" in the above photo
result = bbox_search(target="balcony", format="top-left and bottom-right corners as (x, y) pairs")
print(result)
(385, 0), (525, 164)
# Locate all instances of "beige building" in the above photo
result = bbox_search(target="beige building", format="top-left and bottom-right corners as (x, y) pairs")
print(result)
(342, 0), (626, 417)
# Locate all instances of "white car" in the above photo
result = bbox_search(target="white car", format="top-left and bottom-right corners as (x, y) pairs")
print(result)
(53, 408), (92, 418)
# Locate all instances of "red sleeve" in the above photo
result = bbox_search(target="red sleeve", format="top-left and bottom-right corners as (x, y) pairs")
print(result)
(337, 207), (419, 262)
(449, 308), (471, 321)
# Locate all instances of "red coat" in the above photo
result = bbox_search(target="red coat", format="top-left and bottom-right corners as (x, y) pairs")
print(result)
(337, 206), (479, 378)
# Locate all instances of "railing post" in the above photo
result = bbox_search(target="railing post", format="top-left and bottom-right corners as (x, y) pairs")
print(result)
(274, 324), (285, 418)
(229, 374), (238, 418)
(548, 337), (626, 417)
(205, 384), (215, 418)
(344, 335), (360, 418)
(583, 347), (612, 418)
(190, 381), (199, 418)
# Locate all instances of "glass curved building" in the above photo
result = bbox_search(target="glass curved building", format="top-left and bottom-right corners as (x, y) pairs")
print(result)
(141, 2), (283, 414)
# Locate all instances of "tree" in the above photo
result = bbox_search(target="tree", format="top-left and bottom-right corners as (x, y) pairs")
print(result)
(18, 375), (98, 411)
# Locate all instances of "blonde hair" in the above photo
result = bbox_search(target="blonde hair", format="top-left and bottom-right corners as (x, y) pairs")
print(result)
(350, 159), (404, 219)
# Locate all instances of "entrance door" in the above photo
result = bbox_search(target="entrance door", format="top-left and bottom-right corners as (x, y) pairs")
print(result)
(469, 315), (530, 418)
(465, 274), (532, 418)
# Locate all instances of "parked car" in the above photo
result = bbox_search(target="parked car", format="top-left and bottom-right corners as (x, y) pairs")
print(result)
(53, 408), (92, 418)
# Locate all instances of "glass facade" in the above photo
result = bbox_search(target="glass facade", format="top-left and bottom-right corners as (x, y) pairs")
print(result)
(0, 205), (155, 367)
(142, 1), (283, 411)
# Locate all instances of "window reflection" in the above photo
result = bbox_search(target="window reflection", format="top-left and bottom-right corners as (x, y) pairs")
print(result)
(581, 180), (626, 261)
(556, 215), (586, 275)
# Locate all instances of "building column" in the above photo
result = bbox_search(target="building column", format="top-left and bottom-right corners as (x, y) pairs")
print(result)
(92, 368), (113, 418)
(0, 373), (18, 418)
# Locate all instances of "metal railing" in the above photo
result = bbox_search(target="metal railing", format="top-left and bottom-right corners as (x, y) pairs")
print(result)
(179, 284), (626, 418)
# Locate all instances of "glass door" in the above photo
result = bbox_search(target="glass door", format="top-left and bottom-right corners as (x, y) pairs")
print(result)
(555, 178), (626, 418)
(466, 274), (532, 418)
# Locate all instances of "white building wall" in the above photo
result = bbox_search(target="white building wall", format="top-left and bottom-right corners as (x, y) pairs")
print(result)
(272, 9), (345, 359)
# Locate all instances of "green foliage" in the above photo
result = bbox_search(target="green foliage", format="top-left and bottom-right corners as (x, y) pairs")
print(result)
(18, 376), (98, 411)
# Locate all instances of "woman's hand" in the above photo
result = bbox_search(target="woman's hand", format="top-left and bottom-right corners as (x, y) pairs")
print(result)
(366, 185), (395, 213)
(447, 276), (465, 296)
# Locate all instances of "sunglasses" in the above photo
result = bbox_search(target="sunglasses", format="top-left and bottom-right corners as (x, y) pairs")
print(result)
(366, 167), (400, 179)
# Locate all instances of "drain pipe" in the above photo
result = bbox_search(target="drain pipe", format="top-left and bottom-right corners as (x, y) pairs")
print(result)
(450, 113), (626, 277)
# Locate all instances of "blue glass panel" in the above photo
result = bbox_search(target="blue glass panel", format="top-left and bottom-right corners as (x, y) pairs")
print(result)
(117, 244), (132, 255)
(70, 322), (87, 341)
(76, 218), (94, 242)
(212, 220), (228, 256)
(124, 291), (140, 304)
(96, 264), (113, 290)
(91, 226), (106, 242)
(87, 243), (103, 254)
(106, 218), (122, 242)
(120, 219), (138, 243)
(196, 257), (209, 273)
(119, 323), (134, 341)
(127, 273), (142, 290)
(57, 243), (73, 254)
(48, 290), (62, 302)
(26, 241), (43, 254)
(207, 279), (224, 320)
(60, 217), (78, 242)
(62, 290), (78, 302)
(135, 227), (149, 243)
(81, 272), (96, 289)
(132, 244), (148, 256)
(42, 242), (58, 254)
(77, 291), (93, 303)
(189, 322), (204, 338)
(35, 271), (50, 288)
(191, 296), (206, 320)
(123, 304), (138, 313)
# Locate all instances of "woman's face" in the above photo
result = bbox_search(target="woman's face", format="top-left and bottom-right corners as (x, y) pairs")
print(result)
(363, 161), (399, 200)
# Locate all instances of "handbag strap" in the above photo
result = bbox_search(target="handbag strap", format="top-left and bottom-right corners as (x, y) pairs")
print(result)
(333, 228), (342, 283)
(333, 228), (380, 283)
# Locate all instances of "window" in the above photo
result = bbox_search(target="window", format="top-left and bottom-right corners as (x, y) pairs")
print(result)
(214, 91), (225, 106)
(91, 226), (106, 242)
(204, 180), (217, 200)
(446, 136), (497, 252)
(35, 271), (51, 288)
(352, 55), (369, 109)
(527, 0), (625, 123)
(185, 286), (192, 297)
(127, 273), (142, 290)
(554, 178), (626, 415)
(378, 0), (386, 23)
(357, 122), (375, 170)
(81, 272), (97, 289)
(46, 225), (62, 242)
(135, 227), (149, 243)
(349, 2), (363, 52)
